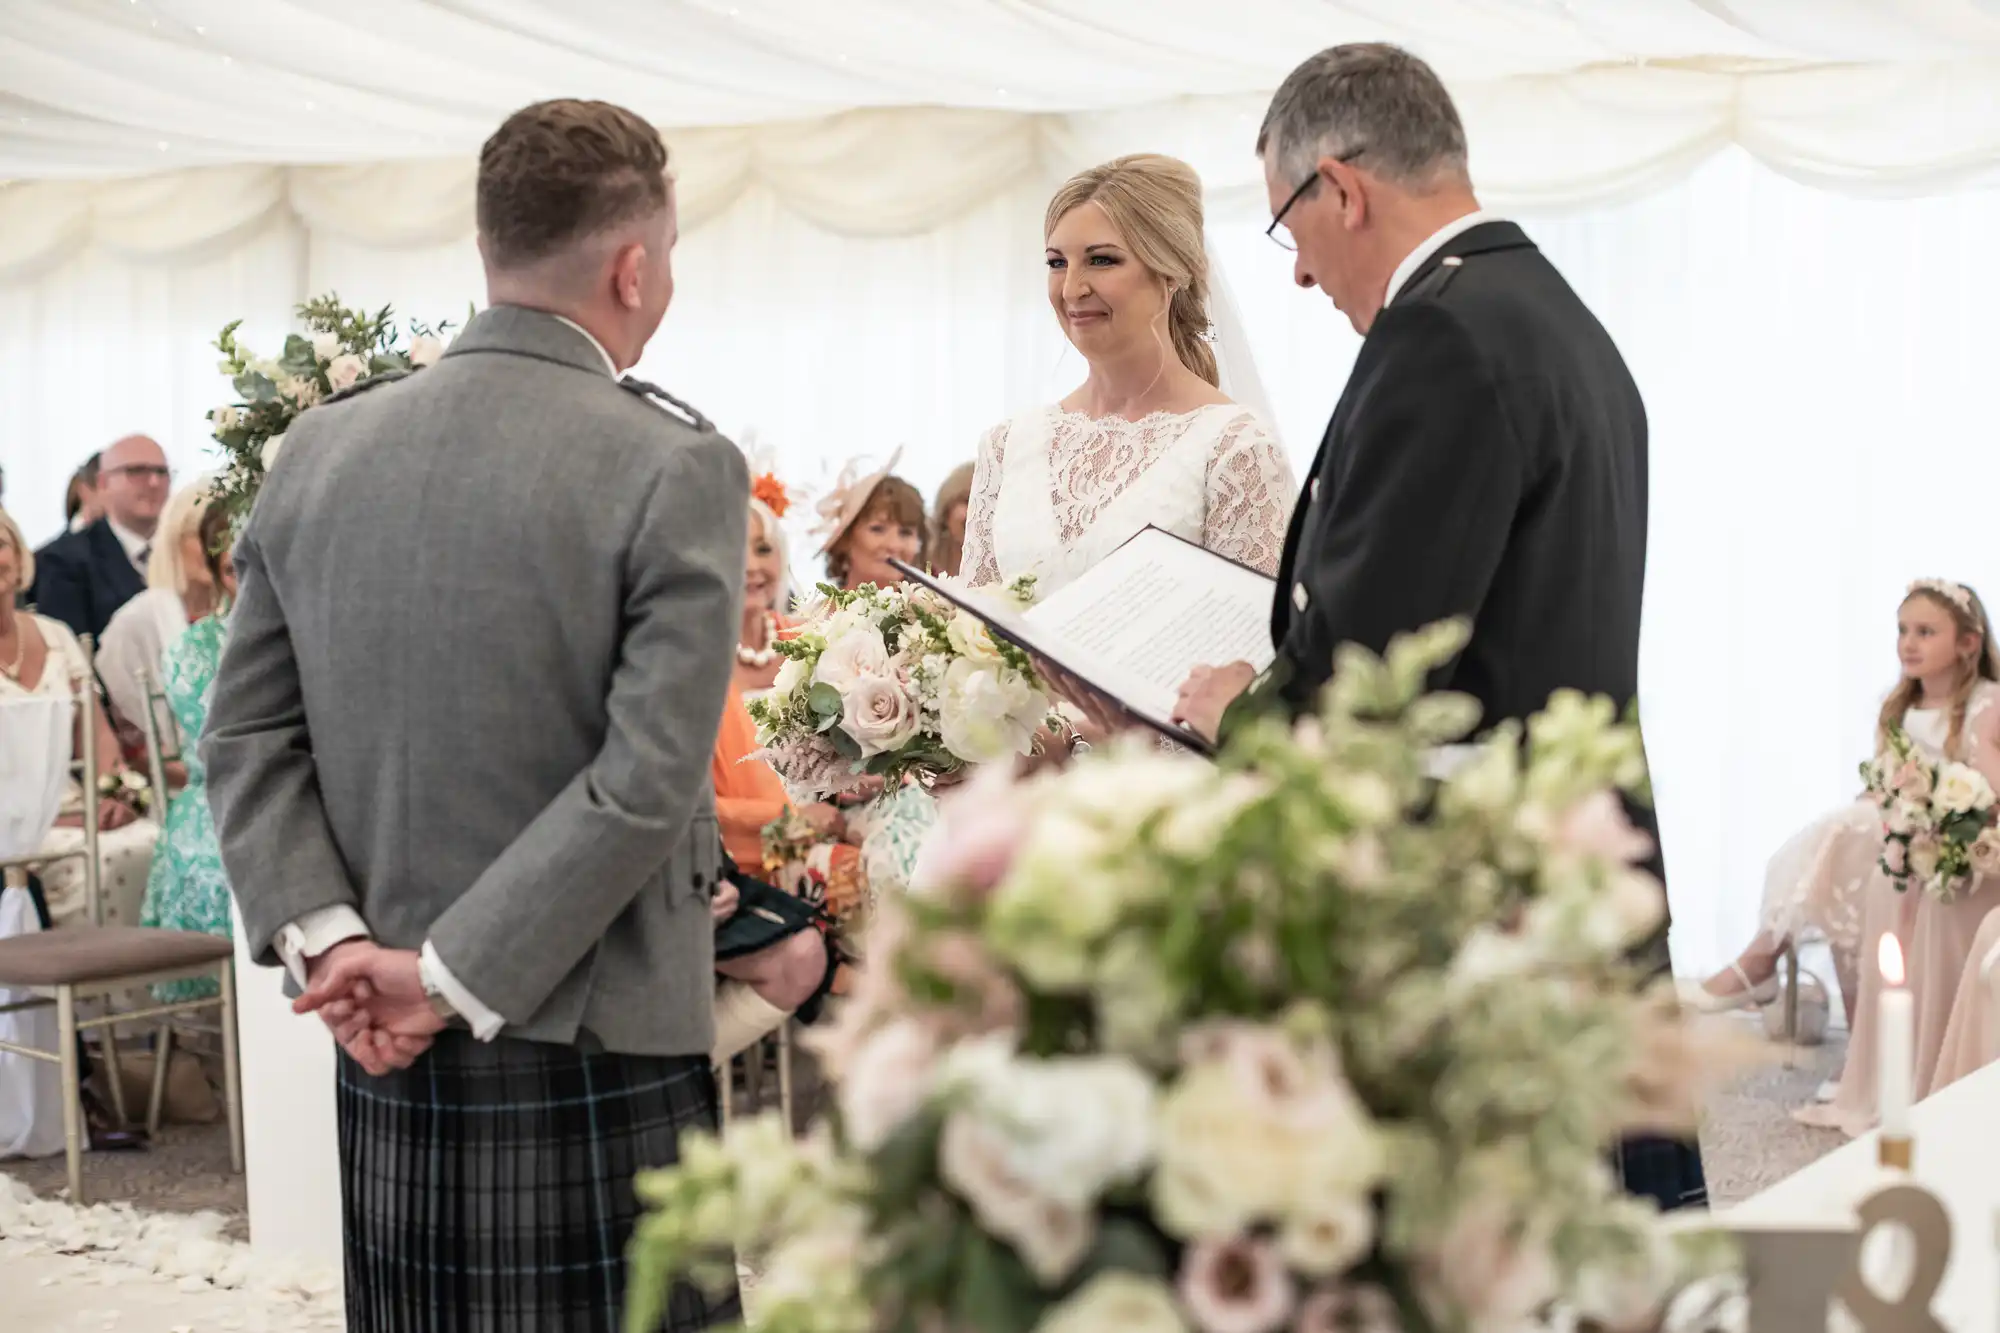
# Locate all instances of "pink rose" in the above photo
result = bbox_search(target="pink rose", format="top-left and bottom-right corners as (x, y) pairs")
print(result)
(1909, 834), (1942, 881)
(1892, 758), (1934, 803)
(1970, 828), (2000, 879)
(1178, 1237), (1295, 1333)
(910, 765), (1028, 898)
(1295, 1286), (1400, 1333)
(1551, 790), (1655, 867)
(1883, 839), (1909, 876)
(1422, 1198), (1557, 1333)
(325, 352), (368, 392)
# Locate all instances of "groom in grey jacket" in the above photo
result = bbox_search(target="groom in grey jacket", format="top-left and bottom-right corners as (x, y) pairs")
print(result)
(203, 100), (747, 1332)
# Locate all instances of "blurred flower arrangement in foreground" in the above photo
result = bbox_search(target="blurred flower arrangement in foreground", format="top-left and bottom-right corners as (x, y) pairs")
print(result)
(630, 622), (1750, 1333)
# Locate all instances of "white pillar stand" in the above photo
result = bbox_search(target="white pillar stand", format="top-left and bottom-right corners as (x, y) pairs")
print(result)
(230, 902), (344, 1283)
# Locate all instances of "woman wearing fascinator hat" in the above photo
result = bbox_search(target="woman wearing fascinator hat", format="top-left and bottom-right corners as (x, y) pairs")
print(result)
(811, 450), (927, 592)
(958, 153), (1294, 745)
(707, 463), (860, 1066)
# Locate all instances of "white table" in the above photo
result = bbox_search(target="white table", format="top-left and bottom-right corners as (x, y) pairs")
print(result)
(1725, 1060), (2000, 1329)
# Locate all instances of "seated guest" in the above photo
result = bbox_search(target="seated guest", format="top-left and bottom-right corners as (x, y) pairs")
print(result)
(928, 461), (974, 578)
(734, 482), (796, 694)
(0, 506), (156, 928)
(98, 479), (220, 737)
(31, 436), (170, 642)
(64, 455), (103, 535)
(816, 452), (927, 593)
(139, 502), (237, 1001)
(711, 479), (844, 1062)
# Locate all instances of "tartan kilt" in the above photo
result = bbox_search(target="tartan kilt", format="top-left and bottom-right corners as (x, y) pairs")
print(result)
(337, 1031), (742, 1333)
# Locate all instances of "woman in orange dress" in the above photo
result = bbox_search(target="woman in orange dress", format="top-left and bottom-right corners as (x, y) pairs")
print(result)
(709, 478), (851, 1062)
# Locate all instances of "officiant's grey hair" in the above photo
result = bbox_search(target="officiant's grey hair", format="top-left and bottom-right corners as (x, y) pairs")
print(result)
(1257, 44), (1470, 191)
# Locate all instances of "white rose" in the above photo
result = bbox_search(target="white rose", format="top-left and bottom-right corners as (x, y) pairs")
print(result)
(1035, 1273), (1187, 1333)
(310, 332), (341, 362)
(769, 654), (809, 707)
(940, 1038), (1157, 1209)
(211, 405), (241, 432)
(837, 1019), (940, 1152)
(945, 611), (1004, 665)
(407, 333), (445, 367)
(1152, 1041), (1380, 1240)
(841, 675), (922, 757)
(1280, 1195), (1376, 1277)
(325, 353), (368, 393)
(260, 433), (287, 470)
(938, 1111), (1094, 1284)
(1885, 801), (1919, 836)
(1935, 762), (1995, 816)
(813, 626), (890, 691)
(938, 658), (1042, 764)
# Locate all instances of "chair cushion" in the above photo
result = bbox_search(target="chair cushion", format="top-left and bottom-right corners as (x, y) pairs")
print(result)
(0, 925), (231, 987)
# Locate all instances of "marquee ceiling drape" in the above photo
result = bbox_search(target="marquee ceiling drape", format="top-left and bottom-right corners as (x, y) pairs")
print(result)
(2, 0), (1998, 278)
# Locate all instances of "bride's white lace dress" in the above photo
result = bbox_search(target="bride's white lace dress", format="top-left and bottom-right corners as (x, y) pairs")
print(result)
(960, 402), (1295, 594)
(857, 403), (1296, 889)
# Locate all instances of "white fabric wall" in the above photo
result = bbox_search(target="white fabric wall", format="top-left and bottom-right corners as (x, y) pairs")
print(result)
(3, 149), (1997, 975)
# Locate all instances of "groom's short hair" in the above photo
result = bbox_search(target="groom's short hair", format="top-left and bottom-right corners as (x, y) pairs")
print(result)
(477, 100), (672, 272)
(1258, 44), (1469, 192)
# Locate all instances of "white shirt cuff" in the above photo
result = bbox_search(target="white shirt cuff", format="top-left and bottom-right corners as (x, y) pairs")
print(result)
(275, 905), (371, 990)
(419, 941), (506, 1042)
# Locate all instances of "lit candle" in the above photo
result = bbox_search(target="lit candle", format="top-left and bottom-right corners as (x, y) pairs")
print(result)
(1877, 932), (1914, 1167)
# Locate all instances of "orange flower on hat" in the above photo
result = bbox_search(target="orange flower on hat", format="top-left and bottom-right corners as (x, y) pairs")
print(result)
(752, 473), (792, 517)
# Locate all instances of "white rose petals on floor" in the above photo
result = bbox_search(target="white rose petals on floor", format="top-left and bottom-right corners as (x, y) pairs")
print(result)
(0, 1178), (343, 1331)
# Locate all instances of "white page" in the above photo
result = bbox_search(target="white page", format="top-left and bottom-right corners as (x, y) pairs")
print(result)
(896, 528), (1277, 749)
(1016, 529), (1275, 720)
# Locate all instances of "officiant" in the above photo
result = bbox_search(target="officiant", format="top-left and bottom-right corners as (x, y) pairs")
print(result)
(1168, 44), (1706, 1213)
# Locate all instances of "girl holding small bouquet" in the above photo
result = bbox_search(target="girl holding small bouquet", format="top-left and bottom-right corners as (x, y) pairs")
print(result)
(1794, 579), (2000, 1133)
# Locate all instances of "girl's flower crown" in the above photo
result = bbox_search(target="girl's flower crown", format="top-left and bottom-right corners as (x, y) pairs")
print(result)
(1909, 578), (1976, 617)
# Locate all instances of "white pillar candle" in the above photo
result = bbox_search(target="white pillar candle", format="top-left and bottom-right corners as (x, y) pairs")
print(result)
(1878, 932), (1914, 1142)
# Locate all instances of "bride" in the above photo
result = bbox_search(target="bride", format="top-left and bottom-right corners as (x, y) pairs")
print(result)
(961, 153), (1294, 607)
(862, 155), (1295, 890)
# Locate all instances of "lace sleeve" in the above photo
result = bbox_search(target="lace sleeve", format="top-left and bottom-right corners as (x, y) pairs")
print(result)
(959, 421), (1008, 588)
(1201, 410), (1296, 575)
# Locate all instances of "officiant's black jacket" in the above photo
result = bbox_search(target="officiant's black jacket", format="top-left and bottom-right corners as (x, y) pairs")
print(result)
(1235, 220), (1667, 915)
(30, 517), (145, 644)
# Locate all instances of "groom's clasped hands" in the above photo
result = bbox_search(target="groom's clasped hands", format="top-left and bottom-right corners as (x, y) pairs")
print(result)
(293, 938), (446, 1076)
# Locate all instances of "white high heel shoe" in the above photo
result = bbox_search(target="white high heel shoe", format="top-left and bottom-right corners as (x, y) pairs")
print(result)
(1679, 962), (1780, 1014)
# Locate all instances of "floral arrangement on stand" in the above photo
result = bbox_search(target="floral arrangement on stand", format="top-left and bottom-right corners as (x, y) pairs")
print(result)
(206, 294), (457, 526)
(628, 622), (1749, 1333)
(747, 577), (1055, 801)
(1862, 723), (2000, 899)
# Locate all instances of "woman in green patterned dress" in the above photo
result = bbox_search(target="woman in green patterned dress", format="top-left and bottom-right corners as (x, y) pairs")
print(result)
(140, 505), (235, 1002)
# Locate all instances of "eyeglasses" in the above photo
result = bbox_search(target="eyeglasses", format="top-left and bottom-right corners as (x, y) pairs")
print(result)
(104, 464), (171, 482)
(1265, 147), (1366, 252)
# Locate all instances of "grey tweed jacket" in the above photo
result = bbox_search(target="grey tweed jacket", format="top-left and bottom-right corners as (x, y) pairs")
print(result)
(203, 305), (748, 1056)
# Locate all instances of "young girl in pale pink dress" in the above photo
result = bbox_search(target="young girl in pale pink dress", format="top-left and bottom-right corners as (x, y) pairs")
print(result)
(1793, 579), (2000, 1135)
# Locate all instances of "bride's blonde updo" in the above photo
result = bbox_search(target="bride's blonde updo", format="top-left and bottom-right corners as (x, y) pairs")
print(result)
(1045, 153), (1219, 388)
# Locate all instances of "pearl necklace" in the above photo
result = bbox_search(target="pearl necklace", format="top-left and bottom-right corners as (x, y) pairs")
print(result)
(736, 611), (781, 669)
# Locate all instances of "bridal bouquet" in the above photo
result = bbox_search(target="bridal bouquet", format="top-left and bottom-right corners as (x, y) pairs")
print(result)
(629, 622), (1746, 1333)
(207, 294), (458, 525)
(1862, 724), (2000, 899)
(747, 578), (1056, 801)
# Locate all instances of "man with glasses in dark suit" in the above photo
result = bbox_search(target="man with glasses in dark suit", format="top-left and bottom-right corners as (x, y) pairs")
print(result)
(30, 434), (171, 641)
(1171, 43), (1706, 1214)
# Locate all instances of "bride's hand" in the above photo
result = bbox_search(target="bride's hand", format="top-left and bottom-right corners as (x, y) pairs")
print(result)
(1030, 657), (1133, 738)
